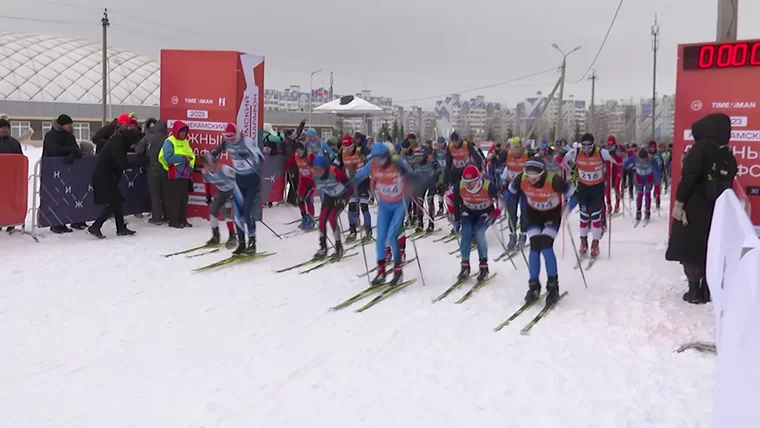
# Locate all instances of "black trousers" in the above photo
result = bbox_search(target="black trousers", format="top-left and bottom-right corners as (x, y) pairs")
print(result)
(92, 201), (125, 231)
(147, 172), (169, 221)
(166, 178), (189, 224)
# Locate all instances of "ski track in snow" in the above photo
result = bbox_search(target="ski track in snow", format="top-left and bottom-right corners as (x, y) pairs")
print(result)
(1, 149), (715, 428)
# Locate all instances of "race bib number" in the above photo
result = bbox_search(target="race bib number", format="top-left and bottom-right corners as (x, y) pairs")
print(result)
(529, 197), (560, 211)
(377, 182), (401, 197)
(579, 169), (603, 182)
(453, 159), (467, 168)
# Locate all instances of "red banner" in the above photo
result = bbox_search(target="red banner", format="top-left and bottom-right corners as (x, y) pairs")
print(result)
(672, 40), (760, 231)
(160, 50), (265, 218)
(0, 154), (29, 227)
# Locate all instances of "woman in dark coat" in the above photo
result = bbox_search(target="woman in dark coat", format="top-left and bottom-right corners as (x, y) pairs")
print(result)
(86, 115), (141, 238)
(666, 112), (737, 304)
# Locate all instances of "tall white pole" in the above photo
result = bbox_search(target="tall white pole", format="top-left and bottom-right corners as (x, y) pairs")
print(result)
(308, 68), (322, 127)
(551, 44), (580, 142)
(717, 0), (738, 41)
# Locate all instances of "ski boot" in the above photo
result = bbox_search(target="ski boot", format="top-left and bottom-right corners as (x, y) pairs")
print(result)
(477, 259), (489, 282)
(362, 225), (373, 243)
(389, 263), (404, 286)
(655, 198), (661, 210)
(415, 221), (424, 234)
(233, 236), (247, 255)
(507, 234), (518, 251)
(645, 211), (651, 221)
(525, 279), (541, 303)
(579, 237), (589, 256)
(346, 226), (358, 242)
(635, 211), (642, 221)
(333, 241), (345, 258)
(682, 280), (702, 304)
(304, 215), (316, 231)
(426, 221), (435, 233)
(314, 236), (328, 259)
(371, 262), (386, 285)
(457, 260), (471, 281)
(117, 228), (136, 237)
(207, 227), (221, 245)
(225, 233), (238, 250)
(545, 276), (560, 306)
(243, 236), (257, 255)
(517, 233), (527, 249)
(590, 239), (600, 258)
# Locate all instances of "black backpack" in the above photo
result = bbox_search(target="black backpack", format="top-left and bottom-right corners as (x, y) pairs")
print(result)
(704, 143), (737, 201)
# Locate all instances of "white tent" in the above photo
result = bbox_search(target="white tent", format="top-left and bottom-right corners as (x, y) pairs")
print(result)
(312, 96), (385, 117)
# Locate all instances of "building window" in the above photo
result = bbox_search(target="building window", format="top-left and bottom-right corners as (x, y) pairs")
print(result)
(10, 121), (30, 138)
(73, 123), (91, 141)
(321, 129), (333, 139)
(42, 122), (52, 134)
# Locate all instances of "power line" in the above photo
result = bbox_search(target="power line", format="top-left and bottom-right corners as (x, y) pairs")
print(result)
(26, 0), (102, 10)
(575, 0), (624, 83)
(108, 9), (219, 41)
(110, 24), (181, 44)
(394, 67), (558, 104)
(0, 14), (92, 24)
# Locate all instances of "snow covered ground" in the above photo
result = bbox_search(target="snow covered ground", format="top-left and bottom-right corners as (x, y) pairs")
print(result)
(1, 146), (716, 427)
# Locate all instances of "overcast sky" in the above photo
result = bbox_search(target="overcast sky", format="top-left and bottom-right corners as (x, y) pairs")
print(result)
(4, 0), (759, 108)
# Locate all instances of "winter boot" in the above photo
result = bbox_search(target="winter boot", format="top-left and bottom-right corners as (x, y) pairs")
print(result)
(346, 226), (358, 242)
(362, 225), (373, 243)
(315, 236), (328, 259)
(682, 280), (702, 304)
(517, 233), (527, 248)
(507, 234), (518, 251)
(243, 236), (257, 255)
(371, 262), (387, 286)
(700, 279), (711, 303)
(207, 227), (221, 245)
(636, 211), (642, 221)
(225, 233), (238, 250)
(477, 258), (489, 282)
(655, 198), (661, 210)
(389, 263), (404, 286)
(590, 239), (600, 258)
(333, 241), (345, 258)
(645, 211), (651, 221)
(86, 226), (105, 239)
(427, 221), (435, 233)
(457, 260), (471, 281)
(579, 237), (589, 255)
(525, 279), (541, 303)
(116, 228), (136, 237)
(233, 236), (247, 255)
(545, 276), (560, 306)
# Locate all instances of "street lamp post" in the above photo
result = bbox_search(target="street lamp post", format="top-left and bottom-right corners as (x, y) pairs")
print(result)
(551, 44), (581, 142)
(308, 69), (323, 127)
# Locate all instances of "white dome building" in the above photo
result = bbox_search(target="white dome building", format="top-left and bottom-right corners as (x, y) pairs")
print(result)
(0, 32), (160, 140)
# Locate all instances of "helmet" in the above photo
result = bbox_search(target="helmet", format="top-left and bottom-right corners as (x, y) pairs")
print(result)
(371, 142), (390, 158)
(461, 165), (480, 182)
(313, 155), (328, 169)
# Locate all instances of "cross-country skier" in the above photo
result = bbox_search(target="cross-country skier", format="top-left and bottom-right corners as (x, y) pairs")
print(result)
(647, 141), (666, 210)
(604, 136), (624, 215)
(410, 146), (440, 233)
(453, 165), (501, 281)
(623, 148), (662, 222)
(201, 154), (237, 249)
(562, 133), (620, 258)
(445, 131), (483, 185)
(500, 136), (529, 251)
(507, 157), (575, 306)
(211, 123), (264, 255)
(311, 155), (351, 259)
(339, 135), (372, 242)
(351, 143), (418, 286)
(541, 145), (563, 175)
(433, 136), (449, 216)
(487, 142), (508, 186)
(284, 141), (317, 230)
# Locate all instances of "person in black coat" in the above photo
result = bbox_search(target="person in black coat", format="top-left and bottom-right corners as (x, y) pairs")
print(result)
(0, 119), (22, 154)
(86, 115), (142, 238)
(666, 113), (737, 304)
(92, 118), (118, 155)
(135, 119), (169, 225)
(42, 114), (86, 233)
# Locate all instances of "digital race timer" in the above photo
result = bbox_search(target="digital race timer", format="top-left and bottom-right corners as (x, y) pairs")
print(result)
(682, 40), (760, 70)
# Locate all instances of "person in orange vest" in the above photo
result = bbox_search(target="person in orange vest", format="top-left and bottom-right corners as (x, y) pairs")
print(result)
(453, 165), (501, 282)
(506, 157), (576, 306)
(500, 137), (529, 251)
(444, 131), (483, 234)
(563, 133), (621, 259)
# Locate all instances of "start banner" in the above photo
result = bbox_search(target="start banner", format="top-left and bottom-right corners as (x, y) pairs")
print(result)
(160, 49), (265, 218)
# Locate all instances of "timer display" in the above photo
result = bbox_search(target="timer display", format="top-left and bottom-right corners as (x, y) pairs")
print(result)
(683, 40), (760, 70)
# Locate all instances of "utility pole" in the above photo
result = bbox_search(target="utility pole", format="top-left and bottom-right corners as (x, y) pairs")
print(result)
(551, 44), (581, 142)
(588, 70), (598, 137)
(717, 0), (738, 41)
(101, 9), (109, 126)
(329, 72), (333, 99)
(651, 15), (659, 142)
(308, 68), (322, 127)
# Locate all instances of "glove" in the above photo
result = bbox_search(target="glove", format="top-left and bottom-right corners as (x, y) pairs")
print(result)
(672, 200), (688, 226)
(485, 209), (501, 226)
(205, 195), (212, 205)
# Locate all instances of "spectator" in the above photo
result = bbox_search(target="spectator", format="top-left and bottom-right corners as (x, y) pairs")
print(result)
(87, 114), (141, 238)
(135, 119), (168, 225)
(92, 118), (118, 154)
(666, 113), (737, 304)
(126, 118), (144, 152)
(159, 121), (195, 229)
(0, 119), (22, 154)
(42, 114), (85, 233)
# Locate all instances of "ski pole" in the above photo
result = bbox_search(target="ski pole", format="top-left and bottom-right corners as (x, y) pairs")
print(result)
(608, 167), (612, 260)
(403, 198), (426, 286)
(348, 190), (371, 285)
(492, 226), (519, 271)
(260, 220), (283, 240)
(508, 215), (530, 270)
(564, 219), (589, 289)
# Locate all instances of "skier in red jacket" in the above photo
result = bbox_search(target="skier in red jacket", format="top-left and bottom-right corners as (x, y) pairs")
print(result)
(604, 136), (625, 214)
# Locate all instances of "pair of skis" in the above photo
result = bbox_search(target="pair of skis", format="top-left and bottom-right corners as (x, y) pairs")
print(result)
(274, 244), (360, 274)
(411, 228), (442, 241)
(633, 218), (651, 228)
(432, 273), (498, 304)
(493, 291), (569, 334)
(163, 243), (220, 258)
(331, 279), (417, 312)
(573, 254), (598, 270)
(355, 257), (417, 278)
(193, 252), (276, 273)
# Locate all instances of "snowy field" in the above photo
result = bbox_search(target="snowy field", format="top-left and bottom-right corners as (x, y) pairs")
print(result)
(1, 147), (716, 427)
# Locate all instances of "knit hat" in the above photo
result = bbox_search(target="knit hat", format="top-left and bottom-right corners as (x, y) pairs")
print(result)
(580, 133), (594, 146)
(57, 114), (73, 126)
(509, 137), (522, 148)
(117, 114), (131, 125)
(437, 136), (445, 144)
(129, 118), (139, 127)
(406, 133), (417, 140)
(638, 148), (649, 159)
(461, 165), (480, 182)
(0, 118), (9, 129)
(342, 135), (354, 147)
(450, 131), (460, 141)
(648, 140), (657, 148)
(223, 123), (237, 139)
(525, 157), (546, 174)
